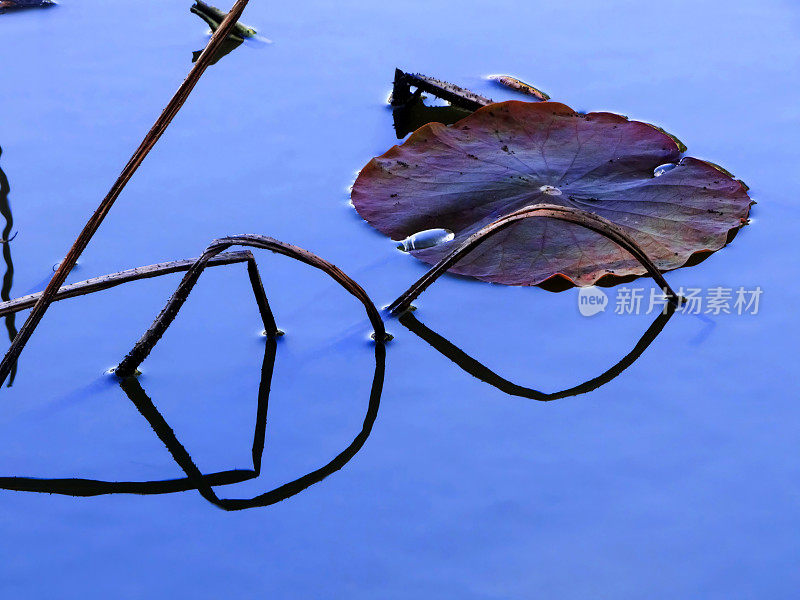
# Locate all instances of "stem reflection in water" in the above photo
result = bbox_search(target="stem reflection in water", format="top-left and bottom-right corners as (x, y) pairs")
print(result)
(398, 302), (676, 401)
(0, 334), (387, 512)
(0, 146), (18, 386)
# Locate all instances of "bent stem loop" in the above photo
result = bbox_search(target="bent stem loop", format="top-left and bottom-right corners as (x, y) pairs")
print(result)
(115, 234), (386, 379)
(387, 204), (685, 315)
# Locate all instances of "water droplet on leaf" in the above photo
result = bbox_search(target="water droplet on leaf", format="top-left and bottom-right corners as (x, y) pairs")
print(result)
(397, 229), (455, 252)
(539, 185), (562, 196)
(654, 163), (677, 177)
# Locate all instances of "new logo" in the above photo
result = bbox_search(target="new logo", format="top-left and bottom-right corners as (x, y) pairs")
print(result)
(578, 287), (608, 317)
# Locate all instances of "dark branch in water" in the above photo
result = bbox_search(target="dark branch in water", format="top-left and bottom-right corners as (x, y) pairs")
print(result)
(391, 69), (493, 112)
(0, 0), (253, 387)
(388, 204), (685, 316)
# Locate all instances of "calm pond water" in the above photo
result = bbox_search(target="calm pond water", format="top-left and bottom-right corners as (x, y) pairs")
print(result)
(1, 0), (799, 597)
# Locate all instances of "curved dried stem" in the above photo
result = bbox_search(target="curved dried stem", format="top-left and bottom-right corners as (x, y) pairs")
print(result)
(115, 235), (386, 379)
(387, 204), (684, 315)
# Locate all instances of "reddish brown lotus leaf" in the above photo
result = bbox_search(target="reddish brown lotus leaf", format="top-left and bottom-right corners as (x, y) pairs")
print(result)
(351, 100), (752, 286)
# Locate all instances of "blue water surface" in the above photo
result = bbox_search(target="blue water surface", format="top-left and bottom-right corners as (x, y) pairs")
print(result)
(0, 0), (798, 597)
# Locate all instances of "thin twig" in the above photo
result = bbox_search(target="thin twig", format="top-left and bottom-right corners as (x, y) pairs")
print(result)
(0, 251), (253, 317)
(388, 204), (685, 315)
(115, 235), (386, 378)
(0, 0), (252, 386)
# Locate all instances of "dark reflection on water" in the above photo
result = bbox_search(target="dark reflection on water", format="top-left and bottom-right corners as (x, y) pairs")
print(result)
(399, 303), (676, 401)
(391, 95), (472, 139)
(0, 284), (666, 505)
(191, 37), (243, 66)
(0, 335), (387, 511)
(0, 146), (17, 386)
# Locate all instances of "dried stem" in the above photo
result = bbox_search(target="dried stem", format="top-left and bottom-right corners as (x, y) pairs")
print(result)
(391, 69), (493, 111)
(388, 204), (685, 316)
(115, 235), (386, 378)
(0, 0), (252, 386)
(0, 251), (253, 317)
